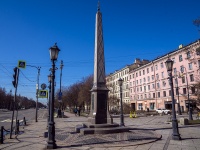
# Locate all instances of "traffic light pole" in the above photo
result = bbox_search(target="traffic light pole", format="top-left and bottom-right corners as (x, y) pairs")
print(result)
(10, 67), (19, 139)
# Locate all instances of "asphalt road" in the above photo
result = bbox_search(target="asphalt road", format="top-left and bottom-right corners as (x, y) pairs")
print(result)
(0, 108), (47, 130)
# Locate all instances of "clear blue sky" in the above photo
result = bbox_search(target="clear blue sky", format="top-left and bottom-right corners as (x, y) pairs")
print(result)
(0, 0), (199, 104)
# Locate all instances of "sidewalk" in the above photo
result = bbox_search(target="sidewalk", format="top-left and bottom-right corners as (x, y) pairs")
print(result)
(0, 111), (200, 150)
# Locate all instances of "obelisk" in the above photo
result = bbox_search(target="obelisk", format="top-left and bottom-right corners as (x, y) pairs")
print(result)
(88, 2), (113, 124)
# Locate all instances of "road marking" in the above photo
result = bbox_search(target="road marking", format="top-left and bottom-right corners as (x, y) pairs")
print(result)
(1, 119), (23, 123)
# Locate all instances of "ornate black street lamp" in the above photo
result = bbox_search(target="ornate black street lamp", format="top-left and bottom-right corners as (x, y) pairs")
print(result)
(47, 74), (51, 128)
(181, 67), (193, 120)
(57, 60), (64, 118)
(165, 58), (181, 140)
(118, 78), (124, 126)
(174, 73), (182, 115)
(47, 43), (60, 149)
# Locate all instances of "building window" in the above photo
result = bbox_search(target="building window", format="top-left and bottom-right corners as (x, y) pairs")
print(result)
(161, 72), (164, 78)
(152, 84), (155, 89)
(161, 62), (164, 68)
(190, 74), (194, 82)
(172, 57), (175, 63)
(198, 60), (200, 68)
(163, 91), (166, 97)
(196, 48), (200, 55)
(148, 85), (150, 90)
(140, 79), (142, 84)
(180, 65), (184, 73)
(147, 68), (149, 73)
(136, 80), (138, 85)
(145, 94), (147, 98)
(169, 90), (171, 96)
(162, 81), (166, 87)
(150, 103), (155, 110)
(143, 70), (145, 75)
(148, 76), (150, 82)
(156, 73), (159, 80)
(182, 76), (185, 83)
(137, 87), (139, 92)
(139, 71), (141, 76)
(183, 88), (187, 94)
(133, 74), (135, 78)
(143, 78), (146, 82)
(144, 86), (146, 91)
(174, 78), (178, 85)
(130, 75), (131, 79)
(151, 66), (154, 72)
(149, 93), (151, 98)
(136, 73), (138, 77)
(157, 82), (160, 88)
(188, 63), (193, 70)
(155, 65), (158, 70)
(140, 87), (142, 92)
(158, 92), (160, 98)
(141, 95), (143, 99)
(191, 87), (195, 94)
(152, 75), (154, 80)
(179, 55), (183, 62)
(173, 68), (177, 74)
(187, 51), (191, 59)
(153, 93), (155, 98)
(138, 103), (143, 110)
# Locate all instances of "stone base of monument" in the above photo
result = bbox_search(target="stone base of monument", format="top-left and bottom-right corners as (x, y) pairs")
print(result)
(75, 123), (130, 135)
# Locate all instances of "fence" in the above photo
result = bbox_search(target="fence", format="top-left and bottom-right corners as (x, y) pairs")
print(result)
(0, 117), (26, 144)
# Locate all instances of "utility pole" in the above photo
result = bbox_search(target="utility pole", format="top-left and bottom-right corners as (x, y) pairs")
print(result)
(27, 65), (41, 122)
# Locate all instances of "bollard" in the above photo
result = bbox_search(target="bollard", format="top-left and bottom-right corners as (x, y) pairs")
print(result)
(0, 126), (3, 144)
(23, 117), (26, 126)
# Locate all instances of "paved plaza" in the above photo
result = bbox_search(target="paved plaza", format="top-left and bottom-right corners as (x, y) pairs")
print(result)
(0, 111), (200, 150)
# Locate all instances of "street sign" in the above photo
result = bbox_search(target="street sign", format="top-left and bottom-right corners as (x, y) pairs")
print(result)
(41, 83), (47, 90)
(39, 90), (48, 98)
(18, 60), (26, 69)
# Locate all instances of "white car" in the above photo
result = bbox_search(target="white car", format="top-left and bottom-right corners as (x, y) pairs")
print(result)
(156, 108), (171, 115)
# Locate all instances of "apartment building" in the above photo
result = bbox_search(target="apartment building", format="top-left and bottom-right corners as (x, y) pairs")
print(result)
(129, 39), (200, 112)
(106, 59), (149, 110)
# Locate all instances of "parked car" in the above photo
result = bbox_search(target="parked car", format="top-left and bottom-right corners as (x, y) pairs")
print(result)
(156, 108), (171, 115)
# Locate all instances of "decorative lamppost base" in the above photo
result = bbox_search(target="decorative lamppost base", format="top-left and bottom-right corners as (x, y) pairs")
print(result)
(46, 143), (57, 149)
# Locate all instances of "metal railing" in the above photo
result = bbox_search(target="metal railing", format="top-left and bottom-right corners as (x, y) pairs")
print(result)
(1, 117), (27, 144)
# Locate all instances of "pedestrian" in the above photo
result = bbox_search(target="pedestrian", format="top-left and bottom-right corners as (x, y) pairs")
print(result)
(74, 108), (77, 116)
(77, 107), (81, 116)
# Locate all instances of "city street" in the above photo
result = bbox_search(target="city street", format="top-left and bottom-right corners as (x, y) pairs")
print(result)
(0, 108), (47, 130)
(0, 111), (200, 150)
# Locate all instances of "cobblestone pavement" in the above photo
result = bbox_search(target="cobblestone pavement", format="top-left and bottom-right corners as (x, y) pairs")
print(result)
(0, 111), (200, 150)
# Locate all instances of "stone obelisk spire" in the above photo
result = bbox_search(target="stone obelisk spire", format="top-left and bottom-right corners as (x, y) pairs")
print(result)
(89, 1), (113, 124)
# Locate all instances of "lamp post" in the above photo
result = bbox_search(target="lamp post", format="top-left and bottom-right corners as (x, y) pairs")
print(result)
(174, 73), (182, 115)
(47, 74), (51, 128)
(165, 58), (181, 140)
(118, 78), (124, 126)
(57, 60), (64, 118)
(47, 43), (60, 149)
(27, 65), (41, 122)
(181, 67), (193, 120)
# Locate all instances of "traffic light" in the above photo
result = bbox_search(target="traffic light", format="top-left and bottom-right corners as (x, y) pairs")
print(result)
(12, 67), (19, 88)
